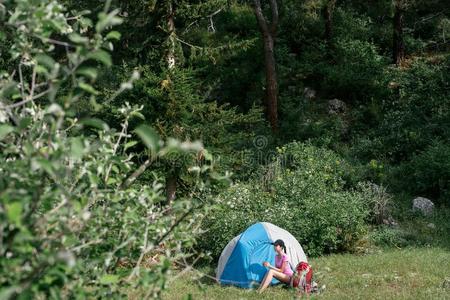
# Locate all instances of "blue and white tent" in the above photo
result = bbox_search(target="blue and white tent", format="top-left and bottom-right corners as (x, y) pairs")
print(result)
(216, 222), (307, 288)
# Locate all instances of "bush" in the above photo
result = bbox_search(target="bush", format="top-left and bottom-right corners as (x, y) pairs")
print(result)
(370, 207), (450, 249)
(357, 182), (394, 224)
(390, 141), (450, 206)
(200, 142), (370, 258)
(0, 2), (221, 298)
(319, 38), (386, 101)
(351, 59), (450, 206)
(197, 184), (273, 259)
(369, 227), (416, 248)
(377, 59), (450, 163)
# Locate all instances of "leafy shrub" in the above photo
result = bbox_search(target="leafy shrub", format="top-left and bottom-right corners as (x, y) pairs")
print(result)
(333, 7), (375, 42)
(197, 184), (273, 259)
(200, 142), (370, 258)
(350, 136), (385, 162)
(350, 59), (450, 206)
(369, 227), (416, 248)
(272, 143), (369, 255)
(278, 94), (351, 149)
(319, 38), (386, 101)
(377, 59), (450, 163)
(0, 1), (220, 298)
(390, 141), (450, 206)
(370, 204), (450, 249)
(357, 183), (394, 224)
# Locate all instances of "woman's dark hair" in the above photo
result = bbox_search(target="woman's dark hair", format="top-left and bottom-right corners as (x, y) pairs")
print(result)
(272, 239), (287, 253)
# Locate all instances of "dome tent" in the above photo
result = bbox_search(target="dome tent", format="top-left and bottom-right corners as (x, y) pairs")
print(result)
(216, 222), (307, 288)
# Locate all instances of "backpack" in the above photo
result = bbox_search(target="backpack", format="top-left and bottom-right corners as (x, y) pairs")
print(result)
(290, 261), (314, 293)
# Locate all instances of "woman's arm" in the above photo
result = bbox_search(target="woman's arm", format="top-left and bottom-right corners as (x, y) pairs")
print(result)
(280, 260), (288, 273)
(263, 261), (282, 272)
(269, 265), (283, 273)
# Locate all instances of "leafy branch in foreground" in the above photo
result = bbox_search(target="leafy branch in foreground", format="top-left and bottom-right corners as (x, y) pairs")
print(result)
(0, 0), (225, 298)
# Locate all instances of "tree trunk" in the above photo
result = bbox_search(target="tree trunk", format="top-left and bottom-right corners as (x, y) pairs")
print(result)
(263, 34), (278, 132)
(323, 0), (336, 45)
(167, 1), (176, 69)
(393, 1), (405, 65)
(165, 174), (177, 206)
(253, 0), (279, 133)
(166, 1), (177, 205)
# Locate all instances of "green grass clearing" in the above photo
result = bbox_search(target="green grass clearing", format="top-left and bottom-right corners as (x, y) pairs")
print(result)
(155, 247), (450, 300)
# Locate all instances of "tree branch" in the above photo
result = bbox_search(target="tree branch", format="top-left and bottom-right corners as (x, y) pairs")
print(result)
(0, 89), (51, 109)
(127, 223), (149, 281)
(105, 119), (128, 184)
(120, 157), (154, 189)
(269, 0), (279, 35)
(253, 0), (269, 35)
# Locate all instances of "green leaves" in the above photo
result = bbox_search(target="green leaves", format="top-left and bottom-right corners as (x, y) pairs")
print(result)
(130, 111), (145, 120)
(124, 140), (138, 151)
(18, 117), (32, 130)
(0, 81), (19, 100)
(96, 10), (123, 33)
(68, 33), (89, 44)
(80, 118), (110, 131)
(87, 50), (112, 67)
(0, 2), (222, 299)
(35, 54), (56, 70)
(70, 137), (84, 159)
(0, 124), (14, 140)
(106, 31), (121, 41)
(135, 125), (160, 154)
(0, 287), (18, 300)
(33, 158), (54, 176)
(78, 82), (99, 95)
(99, 274), (119, 285)
(76, 67), (98, 80)
(6, 202), (22, 226)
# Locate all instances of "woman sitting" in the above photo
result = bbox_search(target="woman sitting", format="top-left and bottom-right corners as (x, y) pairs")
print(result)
(258, 239), (293, 293)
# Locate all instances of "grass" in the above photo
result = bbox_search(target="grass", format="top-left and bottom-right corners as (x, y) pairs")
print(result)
(158, 247), (450, 300)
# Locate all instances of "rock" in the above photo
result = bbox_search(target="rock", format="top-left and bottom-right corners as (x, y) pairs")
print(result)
(303, 87), (316, 100)
(328, 98), (347, 115)
(412, 197), (434, 216)
(442, 278), (450, 289)
(382, 216), (398, 227)
(427, 223), (435, 229)
(368, 183), (382, 192)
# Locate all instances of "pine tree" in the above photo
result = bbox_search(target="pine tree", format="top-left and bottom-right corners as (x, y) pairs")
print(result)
(107, 0), (267, 202)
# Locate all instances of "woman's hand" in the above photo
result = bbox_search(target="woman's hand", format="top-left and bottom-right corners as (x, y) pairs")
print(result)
(263, 261), (270, 267)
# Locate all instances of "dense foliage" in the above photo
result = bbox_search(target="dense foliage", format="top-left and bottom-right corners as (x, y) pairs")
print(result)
(1, 0), (449, 297)
(201, 142), (370, 258)
(0, 1), (221, 298)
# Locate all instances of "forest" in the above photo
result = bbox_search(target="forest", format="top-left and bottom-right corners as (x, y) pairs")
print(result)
(0, 0), (449, 299)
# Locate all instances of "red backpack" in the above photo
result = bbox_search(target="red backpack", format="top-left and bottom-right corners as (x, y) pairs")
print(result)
(291, 261), (313, 293)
